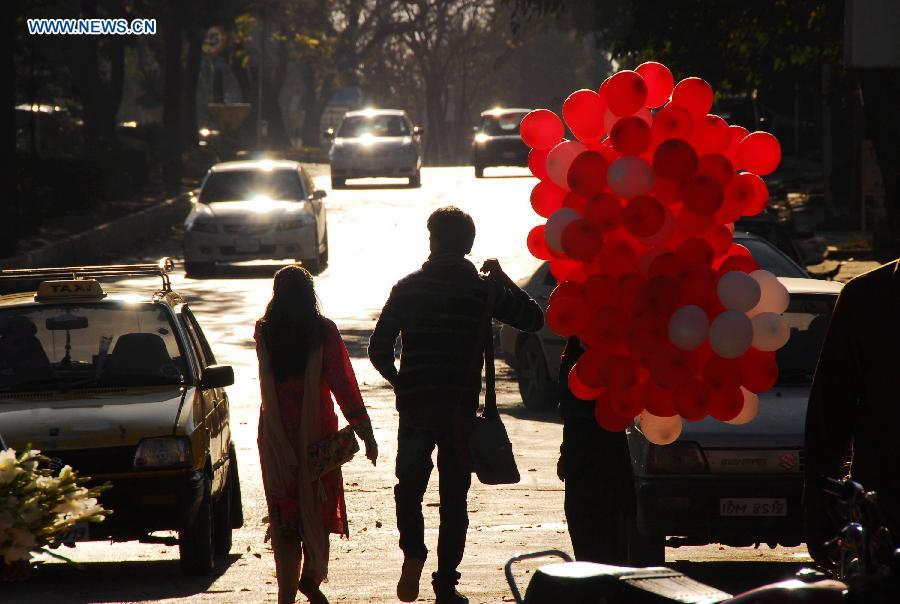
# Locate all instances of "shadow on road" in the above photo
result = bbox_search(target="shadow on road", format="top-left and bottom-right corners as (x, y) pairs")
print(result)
(668, 560), (805, 596)
(3, 555), (243, 603)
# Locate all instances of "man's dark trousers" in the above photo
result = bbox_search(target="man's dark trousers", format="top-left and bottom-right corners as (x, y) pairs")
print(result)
(395, 404), (472, 589)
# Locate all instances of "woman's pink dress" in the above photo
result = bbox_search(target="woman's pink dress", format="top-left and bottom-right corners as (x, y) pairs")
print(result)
(255, 317), (370, 536)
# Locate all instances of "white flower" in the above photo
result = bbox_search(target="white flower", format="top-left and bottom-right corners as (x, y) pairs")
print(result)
(0, 449), (23, 485)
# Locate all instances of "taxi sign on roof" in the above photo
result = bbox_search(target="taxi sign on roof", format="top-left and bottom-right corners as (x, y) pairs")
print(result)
(35, 279), (106, 301)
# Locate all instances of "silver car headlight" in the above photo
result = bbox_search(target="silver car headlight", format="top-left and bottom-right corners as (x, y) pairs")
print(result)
(133, 437), (193, 469)
(189, 221), (218, 234)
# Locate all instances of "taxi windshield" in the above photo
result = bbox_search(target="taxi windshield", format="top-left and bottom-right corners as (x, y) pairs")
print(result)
(0, 302), (187, 393)
(337, 114), (410, 138)
(199, 169), (306, 203)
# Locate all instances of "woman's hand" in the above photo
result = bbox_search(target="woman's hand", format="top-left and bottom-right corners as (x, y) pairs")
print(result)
(364, 437), (379, 467)
(355, 419), (378, 466)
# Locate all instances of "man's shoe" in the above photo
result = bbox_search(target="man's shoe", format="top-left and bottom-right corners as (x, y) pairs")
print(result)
(397, 557), (425, 602)
(434, 585), (468, 604)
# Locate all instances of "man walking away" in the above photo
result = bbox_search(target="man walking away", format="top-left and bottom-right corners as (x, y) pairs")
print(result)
(368, 206), (544, 604)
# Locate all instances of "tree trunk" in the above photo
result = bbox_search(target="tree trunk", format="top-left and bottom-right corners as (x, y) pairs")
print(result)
(162, 0), (184, 192)
(106, 37), (125, 139)
(77, 0), (101, 152)
(182, 26), (204, 148)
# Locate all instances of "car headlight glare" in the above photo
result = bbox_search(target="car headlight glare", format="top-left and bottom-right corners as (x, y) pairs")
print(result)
(133, 437), (193, 469)
(474, 132), (489, 144)
(189, 221), (218, 234)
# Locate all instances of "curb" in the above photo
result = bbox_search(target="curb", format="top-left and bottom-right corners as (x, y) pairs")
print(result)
(1, 193), (193, 269)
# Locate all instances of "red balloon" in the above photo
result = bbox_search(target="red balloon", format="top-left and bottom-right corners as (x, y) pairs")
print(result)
(741, 172), (770, 216)
(632, 314), (669, 354)
(615, 273), (645, 308)
(520, 109), (564, 150)
(526, 225), (552, 260)
(563, 89), (607, 142)
(584, 274), (615, 308)
(601, 354), (639, 392)
(676, 207), (715, 236)
(652, 178), (683, 205)
(739, 347), (778, 393)
(561, 219), (603, 261)
(635, 61), (674, 107)
(546, 297), (587, 337)
(705, 223), (734, 257)
(724, 125), (749, 159)
(692, 114), (731, 155)
(610, 116), (652, 156)
(635, 275), (681, 319)
(563, 191), (589, 213)
(673, 377), (711, 421)
(641, 380), (677, 417)
(715, 251), (759, 275)
(606, 70), (648, 117)
(594, 393), (634, 432)
(598, 239), (638, 278)
(718, 173), (756, 222)
(549, 280), (584, 303)
(679, 265), (717, 307)
(682, 174), (724, 216)
(695, 153), (734, 187)
(528, 148), (550, 180)
(653, 139), (699, 181)
(583, 305), (630, 349)
(549, 257), (582, 282)
(568, 366), (605, 401)
(576, 347), (611, 387)
(647, 251), (684, 279)
(735, 131), (781, 176)
(607, 385), (644, 417)
(623, 195), (666, 237)
(702, 355), (743, 392)
(584, 193), (624, 233)
(670, 77), (714, 119)
(530, 181), (566, 218)
(676, 237), (715, 267)
(567, 151), (609, 197)
(650, 105), (693, 143)
(709, 387), (744, 421)
(649, 346), (698, 389)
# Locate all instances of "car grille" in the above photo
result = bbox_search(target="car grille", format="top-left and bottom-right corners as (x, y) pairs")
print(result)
(222, 223), (271, 235)
(42, 446), (137, 477)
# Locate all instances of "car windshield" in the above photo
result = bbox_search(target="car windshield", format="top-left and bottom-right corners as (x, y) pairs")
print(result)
(0, 302), (188, 393)
(775, 294), (835, 385)
(737, 237), (808, 278)
(480, 112), (527, 136)
(337, 114), (410, 138)
(199, 169), (305, 203)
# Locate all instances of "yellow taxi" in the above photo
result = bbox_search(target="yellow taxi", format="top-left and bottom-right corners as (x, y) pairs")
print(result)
(0, 259), (242, 575)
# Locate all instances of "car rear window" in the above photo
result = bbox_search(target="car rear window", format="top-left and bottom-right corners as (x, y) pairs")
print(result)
(480, 112), (527, 136)
(0, 302), (187, 393)
(776, 294), (835, 385)
(200, 169), (306, 203)
(737, 238), (808, 278)
(337, 115), (410, 137)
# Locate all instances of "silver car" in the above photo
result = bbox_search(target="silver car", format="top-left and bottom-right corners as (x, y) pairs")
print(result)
(183, 160), (328, 276)
(327, 109), (423, 188)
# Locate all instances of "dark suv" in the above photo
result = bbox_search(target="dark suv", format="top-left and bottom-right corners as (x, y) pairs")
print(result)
(471, 108), (531, 178)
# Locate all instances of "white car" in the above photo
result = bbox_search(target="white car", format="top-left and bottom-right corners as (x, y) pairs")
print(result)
(499, 231), (811, 410)
(327, 108), (423, 188)
(183, 160), (328, 276)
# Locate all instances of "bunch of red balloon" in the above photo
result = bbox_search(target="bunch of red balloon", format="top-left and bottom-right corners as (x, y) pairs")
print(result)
(522, 61), (789, 445)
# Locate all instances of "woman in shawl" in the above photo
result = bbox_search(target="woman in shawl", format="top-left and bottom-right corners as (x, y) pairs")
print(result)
(255, 265), (378, 604)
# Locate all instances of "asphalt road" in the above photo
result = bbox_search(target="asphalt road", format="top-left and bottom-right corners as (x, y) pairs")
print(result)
(6, 166), (813, 603)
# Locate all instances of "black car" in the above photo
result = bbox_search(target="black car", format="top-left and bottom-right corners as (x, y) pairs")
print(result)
(472, 108), (531, 178)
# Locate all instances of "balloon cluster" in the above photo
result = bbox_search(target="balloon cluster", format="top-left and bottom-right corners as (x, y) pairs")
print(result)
(522, 62), (788, 445)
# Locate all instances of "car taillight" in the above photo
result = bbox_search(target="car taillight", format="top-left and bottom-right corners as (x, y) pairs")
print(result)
(647, 442), (709, 474)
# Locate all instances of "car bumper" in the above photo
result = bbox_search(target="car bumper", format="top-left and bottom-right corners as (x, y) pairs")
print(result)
(184, 227), (319, 262)
(634, 475), (803, 546)
(85, 470), (206, 540)
(473, 143), (529, 167)
(330, 156), (419, 178)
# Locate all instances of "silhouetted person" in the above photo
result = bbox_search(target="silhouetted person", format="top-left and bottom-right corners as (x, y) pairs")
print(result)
(804, 258), (900, 566)
(557, 336), (631, 564)
(0, 316), (52, 384)
(368, 206), (543, 604)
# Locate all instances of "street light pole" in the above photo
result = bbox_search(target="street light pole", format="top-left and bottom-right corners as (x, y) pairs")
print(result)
(257, 13), (266, 150)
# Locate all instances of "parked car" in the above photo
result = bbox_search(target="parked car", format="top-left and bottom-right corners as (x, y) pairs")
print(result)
(499, 231), (809, 411)
(0, 259), (243, 575)
(472, 108), (531, 178)
(326, 108), (423, 188)
(183, 159), (329, 276)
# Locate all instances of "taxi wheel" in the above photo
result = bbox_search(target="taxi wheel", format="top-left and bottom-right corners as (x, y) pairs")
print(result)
(474, 164), (484, 178)
(331, 175), (345, 189)
(179, 476), (215, 575)
(516, 335), (556, 411)
(408, 169), (421, 187)
(213, 474), (233, 556)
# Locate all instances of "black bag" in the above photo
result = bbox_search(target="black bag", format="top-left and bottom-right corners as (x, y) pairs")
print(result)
(467, 283), (520, 485)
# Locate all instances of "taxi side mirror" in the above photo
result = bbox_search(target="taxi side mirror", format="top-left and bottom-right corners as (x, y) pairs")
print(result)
(200, 364), (234, 389)
(311, 189), (327, 200)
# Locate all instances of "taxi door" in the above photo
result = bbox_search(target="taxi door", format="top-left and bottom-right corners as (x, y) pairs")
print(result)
(181, 307), (227, 496)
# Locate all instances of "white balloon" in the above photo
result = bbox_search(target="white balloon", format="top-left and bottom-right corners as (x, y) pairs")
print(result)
(546, 140), (587, 189)
(638, 206), (676, 247)
(668, 305), (709, 351)
(751, 312), (790, 351)
(709, 310), (753, 359)
(748, 270), (790, 316)
(545, 208), (582, 252)
(640, 411), (683, 445)
(607, 156), (655, 199)
(726, 388), (759, 425)
(717, 271), (762, 312)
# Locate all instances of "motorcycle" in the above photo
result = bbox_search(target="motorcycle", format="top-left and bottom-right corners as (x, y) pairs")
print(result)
(505, 478), (899, 603)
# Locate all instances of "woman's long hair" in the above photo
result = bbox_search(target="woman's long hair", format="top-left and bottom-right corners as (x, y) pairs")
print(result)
(259, 265), (324, 381)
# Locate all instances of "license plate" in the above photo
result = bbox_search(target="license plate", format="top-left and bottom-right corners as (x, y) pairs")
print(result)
(235, 239), (259, 253)
(720, 498), (787, 517)
(58, 521), (89, 545)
